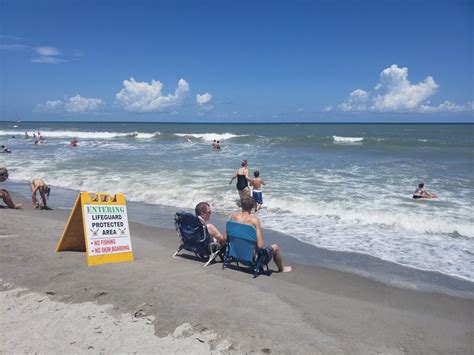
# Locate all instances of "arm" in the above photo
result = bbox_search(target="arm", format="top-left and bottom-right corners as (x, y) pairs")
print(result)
(229, 172), (237, 184)
(255, 218), (264, 249)
(31, 185), (40, 205)
(207, 223), (226, 243)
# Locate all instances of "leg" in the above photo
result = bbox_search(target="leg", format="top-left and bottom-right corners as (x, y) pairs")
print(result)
(271, 244), (292, 272)
(0, 190), (23, 209)
(39, 191), (47, 208)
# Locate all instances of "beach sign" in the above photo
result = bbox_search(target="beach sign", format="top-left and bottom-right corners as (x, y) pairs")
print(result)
(55, 192), (134, 266)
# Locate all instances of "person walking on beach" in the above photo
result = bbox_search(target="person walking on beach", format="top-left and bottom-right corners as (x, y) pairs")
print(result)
(229, 160), (251, 204)
(195, 202), (226, 245)
(250, 170), (265, 212)
(0, 168), (23, 209)
(31, 178), (51, 209)
(413, 182), (437, 199)
(226, 197), (291, 273)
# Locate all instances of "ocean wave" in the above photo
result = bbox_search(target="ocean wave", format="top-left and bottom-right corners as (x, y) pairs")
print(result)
(333, 136), (364, 144)
(0, 129), (160, 140)
(173, 132), (248, 141)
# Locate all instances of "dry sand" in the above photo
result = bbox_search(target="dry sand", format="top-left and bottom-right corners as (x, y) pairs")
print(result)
(0, 193), (473, 354)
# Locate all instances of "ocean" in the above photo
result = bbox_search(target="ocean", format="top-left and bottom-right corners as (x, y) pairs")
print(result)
(1, 122), (473, 286)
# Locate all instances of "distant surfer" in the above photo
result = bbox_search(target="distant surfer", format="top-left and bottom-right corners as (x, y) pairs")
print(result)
(413, 182), (437, 199)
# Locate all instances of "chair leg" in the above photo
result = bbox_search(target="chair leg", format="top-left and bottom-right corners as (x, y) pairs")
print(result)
(204, 251), (218, 267)
(172, 245), (183, 258)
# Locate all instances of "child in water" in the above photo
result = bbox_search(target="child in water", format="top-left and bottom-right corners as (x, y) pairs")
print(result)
(251, 170), (266, 212)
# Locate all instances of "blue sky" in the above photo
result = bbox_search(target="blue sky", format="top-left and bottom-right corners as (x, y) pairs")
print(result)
(0, 0), (472, 122)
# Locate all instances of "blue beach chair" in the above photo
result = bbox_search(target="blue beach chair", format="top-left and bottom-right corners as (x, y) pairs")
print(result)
(174, 212), (223, 267)
(222, 220), (270, 277)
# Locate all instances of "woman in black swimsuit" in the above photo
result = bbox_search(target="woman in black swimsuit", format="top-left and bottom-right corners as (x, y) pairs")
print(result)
(229, 160), (252, 204)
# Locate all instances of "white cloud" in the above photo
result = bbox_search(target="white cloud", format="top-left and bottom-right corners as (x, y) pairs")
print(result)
(115, 77), (190, 112)
(321, 106), (333, 112)
(196, 92), (212, 105)
(419, 100), (473, 113)
(371, 65), (438, 111)
(36, 46), (61, 56)
(31, 57), (66, 64)
(339, 89), (369, 111)
(296, 107), (304, 113)
(35, 95), (104, 113)
(64, 95), (104, 112)
(335, 64), (471, 113)
(35, 100), (63, 112)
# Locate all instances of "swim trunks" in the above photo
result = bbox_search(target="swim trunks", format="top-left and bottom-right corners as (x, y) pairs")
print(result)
(259, 246), (273, 266)
(252, 190), (263, 204)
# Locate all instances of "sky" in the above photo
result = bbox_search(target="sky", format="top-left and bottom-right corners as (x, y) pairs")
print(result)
(0, 0), (472, 122)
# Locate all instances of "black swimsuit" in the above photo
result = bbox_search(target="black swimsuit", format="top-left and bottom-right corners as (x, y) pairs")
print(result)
(236, 174), (248, 191)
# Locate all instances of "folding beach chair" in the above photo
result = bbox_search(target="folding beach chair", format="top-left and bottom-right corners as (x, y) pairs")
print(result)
(222, 220), (270, 278)
(174, 212), (223, 267)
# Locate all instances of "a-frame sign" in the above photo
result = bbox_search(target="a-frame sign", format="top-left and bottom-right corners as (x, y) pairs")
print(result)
(55, 192), (134, 266)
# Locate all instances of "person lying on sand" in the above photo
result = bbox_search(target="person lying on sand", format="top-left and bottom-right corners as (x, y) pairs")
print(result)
(31, 179), (51, 209)
(0, 168), (23, 209)
(413, 182), (437, 199)
(195, 202), (226, 245)
(226, 197), (292, 272)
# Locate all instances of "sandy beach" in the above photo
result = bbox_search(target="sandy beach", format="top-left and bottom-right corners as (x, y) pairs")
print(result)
(0, 192), (472, 354)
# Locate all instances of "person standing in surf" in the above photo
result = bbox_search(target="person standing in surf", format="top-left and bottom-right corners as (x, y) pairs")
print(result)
(229, 159), (252, 204)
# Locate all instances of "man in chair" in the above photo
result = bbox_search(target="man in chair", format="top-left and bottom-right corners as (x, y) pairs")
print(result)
(195, 202), (226, 245)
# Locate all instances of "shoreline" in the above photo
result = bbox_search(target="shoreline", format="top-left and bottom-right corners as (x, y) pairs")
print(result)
(0, 192), (473, 353)
(5, 180), (474, 299)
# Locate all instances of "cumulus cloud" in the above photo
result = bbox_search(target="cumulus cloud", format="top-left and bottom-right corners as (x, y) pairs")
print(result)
(115, 78), (190, 112)
(339, 89), (369, 111)
(196, 92), (212, 105)
(335, 64), (471, 113)
(371, 65), (438, 111)
(64, 95), (104, 112)
(321, 106), (333, 112)
(35, 95), (104, 113)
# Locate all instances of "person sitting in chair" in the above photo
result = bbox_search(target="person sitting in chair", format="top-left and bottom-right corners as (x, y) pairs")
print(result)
(195, 202), (226, 245)
(227, 197), (292, 272)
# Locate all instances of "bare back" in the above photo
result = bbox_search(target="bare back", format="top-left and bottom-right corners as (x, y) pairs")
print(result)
(230, 212), (264, 248)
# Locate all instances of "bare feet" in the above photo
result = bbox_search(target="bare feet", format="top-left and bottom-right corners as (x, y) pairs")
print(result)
(281, 266), (292, 273)
(14, 203), (23, 209)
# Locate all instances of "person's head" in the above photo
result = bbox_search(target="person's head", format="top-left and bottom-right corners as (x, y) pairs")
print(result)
(0, 167), (8, 182)
(213, 140), (216, 143)
(241, 197), (255, 213)
(241, 159), (248, 167)
(195, 201), (212, 221)
(253, 170), (260, 178)
(419, 182), (424, 188)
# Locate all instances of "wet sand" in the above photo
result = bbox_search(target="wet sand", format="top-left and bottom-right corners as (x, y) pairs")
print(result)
(0, 193), (473, 354)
